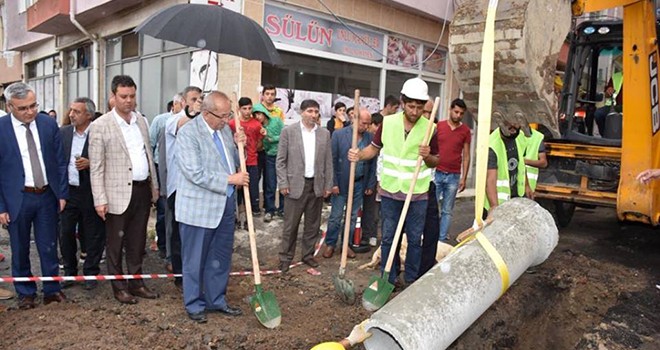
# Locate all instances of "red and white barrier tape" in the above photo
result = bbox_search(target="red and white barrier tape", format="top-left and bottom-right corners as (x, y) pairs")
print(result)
(0, 231), (326, 283)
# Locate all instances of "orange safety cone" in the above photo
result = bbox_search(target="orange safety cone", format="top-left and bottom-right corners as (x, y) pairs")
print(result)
(352, 208), (370, 253)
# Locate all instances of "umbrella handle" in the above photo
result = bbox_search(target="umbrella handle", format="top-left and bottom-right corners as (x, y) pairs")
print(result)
(382, 97), (440, 274)
(202, 51), (212, 92)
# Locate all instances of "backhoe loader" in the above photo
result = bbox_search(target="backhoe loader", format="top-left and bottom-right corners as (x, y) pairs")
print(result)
(449, 0), (660, 226)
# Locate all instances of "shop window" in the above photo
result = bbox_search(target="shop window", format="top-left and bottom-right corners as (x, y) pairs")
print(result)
(121, 33), (139, 59)
(385, 71), (416, 98)
(27, 62), (38, 79)
(262, 51), (379, 97)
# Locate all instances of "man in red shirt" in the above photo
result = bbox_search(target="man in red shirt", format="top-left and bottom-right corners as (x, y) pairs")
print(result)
(229, 97), (264, 216)
(435, 98), (471, 241)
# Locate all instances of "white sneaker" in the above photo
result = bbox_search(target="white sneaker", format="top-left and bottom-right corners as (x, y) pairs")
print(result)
(369, 237), (378, 247)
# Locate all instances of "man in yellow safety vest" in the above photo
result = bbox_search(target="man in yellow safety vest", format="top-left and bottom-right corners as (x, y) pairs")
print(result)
(348, 77), (439, 287)
(485, 113), (534, 215)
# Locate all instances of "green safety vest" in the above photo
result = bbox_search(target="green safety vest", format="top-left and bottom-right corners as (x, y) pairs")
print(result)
(524, 129), (544, 191)
(380, 112), (434, 195)
(484, 128), (527, 210)
(605, 71), (623, 106)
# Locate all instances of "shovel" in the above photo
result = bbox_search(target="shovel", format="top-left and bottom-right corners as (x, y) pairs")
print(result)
(362, 97), (441, 312)
(234, 111), (282, 329)
(332, 89), (361, 305)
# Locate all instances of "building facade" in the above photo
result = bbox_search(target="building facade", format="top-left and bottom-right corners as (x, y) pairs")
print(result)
(0, 0), (452, 124)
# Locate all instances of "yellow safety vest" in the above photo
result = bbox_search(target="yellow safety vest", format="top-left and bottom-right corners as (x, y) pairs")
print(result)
(380, 112), (434, 195)
(484, 128), (527, 210)
(524, 129), (544, 191)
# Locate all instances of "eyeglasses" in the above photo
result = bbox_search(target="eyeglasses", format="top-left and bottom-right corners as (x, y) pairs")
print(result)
(207, 110), (233, 120)
(12, 102), (39, 113)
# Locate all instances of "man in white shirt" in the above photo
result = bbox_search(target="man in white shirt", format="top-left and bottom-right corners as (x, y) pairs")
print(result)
(89, 75), (159, 304)
(276, 99), (333, 272)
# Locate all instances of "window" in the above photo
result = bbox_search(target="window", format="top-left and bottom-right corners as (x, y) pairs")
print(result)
(26, 55), (60, 116)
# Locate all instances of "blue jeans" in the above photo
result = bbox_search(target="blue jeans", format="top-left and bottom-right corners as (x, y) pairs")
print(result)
(434, 171), (460, 241)
(380, 196), (427, 284)
(264, 155), (283, 214)
(325, 181), (364, 248)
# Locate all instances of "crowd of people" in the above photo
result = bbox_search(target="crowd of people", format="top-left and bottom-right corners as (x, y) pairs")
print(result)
(2, 74), (658, 348)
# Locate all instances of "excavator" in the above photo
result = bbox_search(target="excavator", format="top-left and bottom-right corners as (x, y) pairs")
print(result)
(449, 0), (660, 227)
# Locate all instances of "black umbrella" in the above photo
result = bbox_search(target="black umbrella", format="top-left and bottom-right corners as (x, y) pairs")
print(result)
(135, 3), (281, 65)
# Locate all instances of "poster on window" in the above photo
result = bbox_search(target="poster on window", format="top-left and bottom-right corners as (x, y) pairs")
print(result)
(422, 46), (447, 75)
(190, 50), (218, 93)
(387, 36), (419, 68)
(271, 88), (381, 126)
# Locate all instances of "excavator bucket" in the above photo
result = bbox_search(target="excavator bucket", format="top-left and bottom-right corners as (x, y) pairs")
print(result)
(449, 0), (572, 136)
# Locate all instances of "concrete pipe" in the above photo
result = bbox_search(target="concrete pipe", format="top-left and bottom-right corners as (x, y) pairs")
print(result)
(363, 198), (558, 350)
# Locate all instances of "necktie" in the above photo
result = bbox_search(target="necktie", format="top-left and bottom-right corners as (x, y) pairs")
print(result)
(23, 123), (46, 188)
(213, 131), (234, 197)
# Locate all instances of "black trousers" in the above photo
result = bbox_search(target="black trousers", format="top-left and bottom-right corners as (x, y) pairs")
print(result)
(59, 185), (106, 276)
(419, 182), (440, 277)
(167, 192), (182, 285)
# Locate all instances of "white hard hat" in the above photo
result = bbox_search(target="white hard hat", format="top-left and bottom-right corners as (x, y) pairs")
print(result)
(400, 77), (430, 101)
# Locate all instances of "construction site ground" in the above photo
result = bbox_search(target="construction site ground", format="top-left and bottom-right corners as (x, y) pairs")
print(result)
(0, 198), (658, 349)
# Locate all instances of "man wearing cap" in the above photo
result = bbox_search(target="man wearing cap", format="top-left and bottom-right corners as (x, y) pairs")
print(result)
(485, 113), (533, 215)
(348, 78), (439, 287)
(253, 103), (285, 222)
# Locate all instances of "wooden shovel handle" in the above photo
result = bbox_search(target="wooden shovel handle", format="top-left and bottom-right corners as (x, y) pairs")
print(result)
(339, 90), (361, 272)
(234, 109), (263, 285)
(383, 97), (441, 274)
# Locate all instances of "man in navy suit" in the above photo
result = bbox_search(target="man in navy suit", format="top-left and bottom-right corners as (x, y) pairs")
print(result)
(323, 108), (377, 259)
(59, 97), (105, 290)
(0, 82), (69, 309)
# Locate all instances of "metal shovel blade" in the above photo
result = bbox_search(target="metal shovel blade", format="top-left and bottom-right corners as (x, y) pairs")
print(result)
(361, 272), (394, 311)
(249, 285), (282, 329)
(332, 273), (356, 305)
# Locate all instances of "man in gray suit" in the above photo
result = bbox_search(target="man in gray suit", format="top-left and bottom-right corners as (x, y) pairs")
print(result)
(175, 91), (249, 323)
(276, 99), (333, 272)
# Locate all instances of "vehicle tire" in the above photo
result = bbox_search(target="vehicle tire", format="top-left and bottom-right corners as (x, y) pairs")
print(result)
(554, 200), (576, 228)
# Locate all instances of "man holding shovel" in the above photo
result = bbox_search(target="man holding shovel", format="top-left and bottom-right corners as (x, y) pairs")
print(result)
(175, 91), (249, 323)
(348, 78), (439, 287)
(324, 108), (377, 259)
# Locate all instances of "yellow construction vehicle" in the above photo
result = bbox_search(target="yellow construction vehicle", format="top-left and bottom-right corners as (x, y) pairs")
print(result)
(449, 0), (660, 227)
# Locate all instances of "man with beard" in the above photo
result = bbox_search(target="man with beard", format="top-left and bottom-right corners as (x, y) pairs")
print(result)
(485, 113), (533, 216)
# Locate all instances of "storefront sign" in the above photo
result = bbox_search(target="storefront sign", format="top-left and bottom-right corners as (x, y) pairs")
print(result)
(189, 0), (242, 13)
(387, 36), (420, 68)
(264, 4), (383, 61)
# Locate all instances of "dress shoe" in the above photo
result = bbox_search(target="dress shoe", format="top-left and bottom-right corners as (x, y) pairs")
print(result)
(61, 280), (76, 289)
(114, 290), (138, 304)
(84, 280), (98, 290)
(18, 295), (36, 309)
(165, 262), (173, 273)
(187, 311), (208, 323)
(279, 261), (290, 273)
(302, 257), (319, 268)
(129, 286), (159, 299)
(44, 291), (66, 305)
(0, 287), (15, 300)
(209, 305), (242, 316)
(322, 246), (335, 259)
(344, 247), (356, 259)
